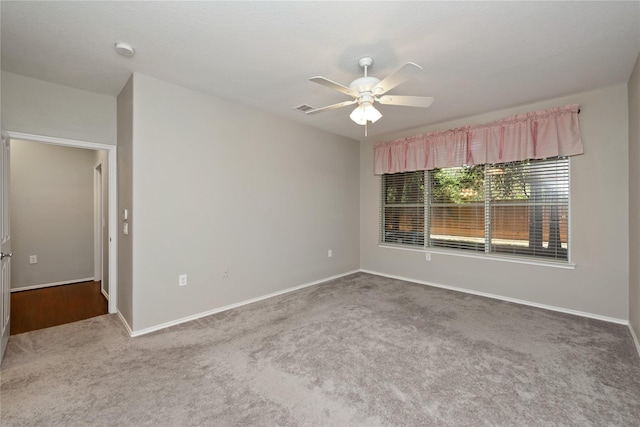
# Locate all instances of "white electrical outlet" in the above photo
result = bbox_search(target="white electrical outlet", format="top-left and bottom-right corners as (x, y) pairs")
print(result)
(328, 249), (333, 258)
(179, 274), (188, 287)
(29, 255), (37, 264)
(223, 268), (229, 279)
(425, 252), (431, 261)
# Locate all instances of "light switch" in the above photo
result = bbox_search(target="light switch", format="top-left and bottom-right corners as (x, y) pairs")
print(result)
(123, 209), (128, 220)
(179, 274), (187, 287)
(123, 222), (129, 235)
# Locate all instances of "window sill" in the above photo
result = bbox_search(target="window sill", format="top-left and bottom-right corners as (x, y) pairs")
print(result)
(377, 244), (576, 270)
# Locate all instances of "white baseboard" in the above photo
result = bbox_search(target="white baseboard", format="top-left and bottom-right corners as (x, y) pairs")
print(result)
(11, 277), (95, 292)
(360, 269), (629, 325)
(129, 270), (360, 337)
(629, 324), (640, 358)
(117, 310), (134, 336)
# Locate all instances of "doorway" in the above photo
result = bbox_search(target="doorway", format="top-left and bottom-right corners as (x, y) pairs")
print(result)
(9, 139), (110, 334)
(5, 132), (117, 317)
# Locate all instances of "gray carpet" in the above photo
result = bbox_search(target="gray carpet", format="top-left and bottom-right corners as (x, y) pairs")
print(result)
(1, 272), (639, 426)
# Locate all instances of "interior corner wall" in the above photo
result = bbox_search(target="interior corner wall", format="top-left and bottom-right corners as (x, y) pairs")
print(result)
(628, 53), (640, 338)
(10, 139), (95, 289)
(128, 73), (360, 332)
(1, 71), (117, 145)
(360, 84), (630, 321)
(117, 76), (134, 328)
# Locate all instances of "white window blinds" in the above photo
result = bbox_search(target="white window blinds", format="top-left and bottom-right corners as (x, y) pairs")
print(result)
(381, 171), (425, 247)
(381, 157), (570, 261)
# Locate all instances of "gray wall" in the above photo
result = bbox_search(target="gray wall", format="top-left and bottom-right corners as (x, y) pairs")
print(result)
(360, 84), (630, 321)
(629, 53), (640, 339)
(126, 73), (360, 332)
(10, 139), (95, 289)
(117, 76), (134, 328)
(1, 71), (117, 145)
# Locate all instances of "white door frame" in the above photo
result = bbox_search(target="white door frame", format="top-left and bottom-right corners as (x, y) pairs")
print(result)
(93, 161), (103, 285)
(7, 132), (118, 314)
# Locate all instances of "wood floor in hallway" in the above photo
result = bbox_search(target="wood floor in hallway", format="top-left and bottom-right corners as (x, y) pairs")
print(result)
(10, 281), (108, 335)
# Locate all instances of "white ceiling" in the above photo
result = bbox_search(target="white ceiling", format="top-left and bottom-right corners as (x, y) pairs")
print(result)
(2, 1), (639, 141)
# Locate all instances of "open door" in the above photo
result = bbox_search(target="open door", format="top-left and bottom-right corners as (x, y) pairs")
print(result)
(1, 133), (12, 362)
(94, 162), (104, 291)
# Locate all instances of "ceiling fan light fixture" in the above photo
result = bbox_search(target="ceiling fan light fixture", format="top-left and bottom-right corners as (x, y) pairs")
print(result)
(350, 102), (381, 125)
(350, 106), (367, 125)
(364, 104), (382, 123)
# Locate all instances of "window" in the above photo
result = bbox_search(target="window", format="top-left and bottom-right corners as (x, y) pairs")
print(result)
(381, 157), (569, 261)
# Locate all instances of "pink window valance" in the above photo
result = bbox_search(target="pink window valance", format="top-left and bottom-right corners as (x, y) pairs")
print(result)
(374, 104), (583, 175)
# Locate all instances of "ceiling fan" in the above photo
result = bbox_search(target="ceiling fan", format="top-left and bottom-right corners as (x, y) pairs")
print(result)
(303, 57), (435, 133)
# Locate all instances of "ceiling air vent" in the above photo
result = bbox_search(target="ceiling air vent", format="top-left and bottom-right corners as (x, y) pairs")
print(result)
(294, 104), (315, 113)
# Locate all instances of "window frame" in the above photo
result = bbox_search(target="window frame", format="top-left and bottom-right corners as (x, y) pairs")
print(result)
(379, 157), (573, 268)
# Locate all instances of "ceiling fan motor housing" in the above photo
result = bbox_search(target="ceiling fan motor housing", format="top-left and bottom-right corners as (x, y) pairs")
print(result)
(349, 76), (381, 105)
(357, 93), (374, 107)
(349, 76), (380, 93)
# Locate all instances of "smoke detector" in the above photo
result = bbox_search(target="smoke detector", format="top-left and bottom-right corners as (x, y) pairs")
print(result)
(114, 42), (135, 57)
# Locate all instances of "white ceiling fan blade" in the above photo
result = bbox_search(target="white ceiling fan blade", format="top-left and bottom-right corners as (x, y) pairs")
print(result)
(309, 76), (358, 97)
(372, 63), (423, 95)
(305, 99), (357, 115)
(377, 95), (435, 108)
